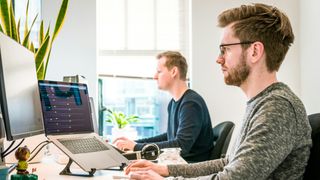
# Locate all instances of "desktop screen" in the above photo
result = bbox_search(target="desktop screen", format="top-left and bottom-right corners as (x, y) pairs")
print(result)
(0, 32), (44, 141)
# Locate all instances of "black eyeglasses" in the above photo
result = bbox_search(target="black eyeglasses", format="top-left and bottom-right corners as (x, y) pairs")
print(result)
(219, 41), (255, 57)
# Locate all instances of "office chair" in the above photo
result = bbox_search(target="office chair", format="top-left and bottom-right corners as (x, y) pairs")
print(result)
(303, 113), (320, 180)
(210, 121), (235, 160)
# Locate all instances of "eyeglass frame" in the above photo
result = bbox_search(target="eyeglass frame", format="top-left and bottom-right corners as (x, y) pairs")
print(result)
(219, 41), (255, 57)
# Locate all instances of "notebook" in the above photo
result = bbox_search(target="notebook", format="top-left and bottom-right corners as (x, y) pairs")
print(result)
(38, 80), (129, 172)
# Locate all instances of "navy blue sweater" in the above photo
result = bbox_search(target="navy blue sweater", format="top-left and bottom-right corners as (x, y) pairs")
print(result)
(134, 89), (214, 162)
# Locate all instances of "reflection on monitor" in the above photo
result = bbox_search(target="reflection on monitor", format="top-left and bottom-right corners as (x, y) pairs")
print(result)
(0, 32), (44, 141)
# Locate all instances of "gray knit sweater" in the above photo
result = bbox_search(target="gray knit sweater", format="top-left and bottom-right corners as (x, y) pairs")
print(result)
(167, 82), (312, 180)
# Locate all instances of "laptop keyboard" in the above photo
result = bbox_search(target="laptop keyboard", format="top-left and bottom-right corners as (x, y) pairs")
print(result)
(58, 137), (109, 154)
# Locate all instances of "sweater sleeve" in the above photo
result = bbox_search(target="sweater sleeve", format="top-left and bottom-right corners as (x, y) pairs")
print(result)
(134, 133), (167, 151)
(167, 158), (227, 178)
(167, 97), (301, 179)
(208, 98), (298, 180)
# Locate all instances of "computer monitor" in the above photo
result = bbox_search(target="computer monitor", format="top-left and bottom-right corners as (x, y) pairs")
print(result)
(0, 32), (44, 142)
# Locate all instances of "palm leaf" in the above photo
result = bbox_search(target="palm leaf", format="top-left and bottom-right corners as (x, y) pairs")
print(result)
(35, 35), (50, 80)
(52, 0), (68, 42)
(22, 14), (38, 48)
(0, 0), (11, 36)
(0, 23), (3, 33)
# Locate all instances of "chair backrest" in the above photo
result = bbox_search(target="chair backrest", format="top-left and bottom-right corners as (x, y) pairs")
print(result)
(304, 113), (320, 180)
(210, 121), (235, 160)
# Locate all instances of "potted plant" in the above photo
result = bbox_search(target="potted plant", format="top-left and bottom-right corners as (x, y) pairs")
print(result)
(0, 0), (69, 80)
(105, 109), (139, 140)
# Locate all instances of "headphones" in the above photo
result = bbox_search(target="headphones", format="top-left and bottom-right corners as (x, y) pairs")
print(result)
(122, 143), (160, 160)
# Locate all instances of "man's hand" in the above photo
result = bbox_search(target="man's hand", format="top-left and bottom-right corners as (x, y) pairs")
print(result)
(125, 159), (169, 177)
(113, 137), (137, 151)
(129, 169), (165, 180)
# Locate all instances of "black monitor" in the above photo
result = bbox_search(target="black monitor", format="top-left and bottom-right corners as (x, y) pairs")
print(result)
(0, 32), (44, 142)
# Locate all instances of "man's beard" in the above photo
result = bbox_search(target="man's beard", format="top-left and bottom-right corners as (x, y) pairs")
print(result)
(224, 53), (250, 86)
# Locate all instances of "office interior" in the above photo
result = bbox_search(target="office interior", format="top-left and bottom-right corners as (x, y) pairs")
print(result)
(1, 0), (318, 174)
(42, 0), (319, 152)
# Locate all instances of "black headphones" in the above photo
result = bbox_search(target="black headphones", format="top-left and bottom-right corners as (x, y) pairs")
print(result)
(140, 143), (160, 160)
(122, 143), (160, 160)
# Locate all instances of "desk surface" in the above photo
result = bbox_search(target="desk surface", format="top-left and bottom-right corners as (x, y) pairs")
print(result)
(7, 145), (187, 179)
(9, 156), (129, 180)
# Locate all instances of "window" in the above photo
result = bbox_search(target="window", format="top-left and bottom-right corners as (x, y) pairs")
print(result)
(97, 0), (190, 138)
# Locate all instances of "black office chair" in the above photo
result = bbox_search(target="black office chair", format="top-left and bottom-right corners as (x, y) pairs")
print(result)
(304, 113), (320, 180)
(210, 121), (235, 160)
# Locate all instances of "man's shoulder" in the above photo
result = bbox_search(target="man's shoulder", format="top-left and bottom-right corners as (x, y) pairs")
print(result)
(252, 82), (304, 109)
(182, 89), (204, 101)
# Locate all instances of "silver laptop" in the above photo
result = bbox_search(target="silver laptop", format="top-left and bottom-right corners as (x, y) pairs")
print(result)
(38, 80), (129, 172)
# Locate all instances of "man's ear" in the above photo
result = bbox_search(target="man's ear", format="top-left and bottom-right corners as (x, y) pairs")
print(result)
(170, 66), (179, 78)
(250, 41), (264, 63)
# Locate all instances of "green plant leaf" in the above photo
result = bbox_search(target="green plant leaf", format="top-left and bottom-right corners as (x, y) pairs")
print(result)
(9, 1), (18, 41)
(43, 46), (52, 79)
(23, 0), (29, 39)
(22, 14), (38, 48)
(16, 19), (21, 43)
(42, 25), (52, 79)
(40, 0), (68, 79)
(35, 35), (50, 80)
(0, 0), (68, 80)
(52, 0), (69, 42)
(0, 0), (11, 36)
(29, 42), (35, 53)
(44, 24), (50, 39)
(105, 109), (140, 129)
(39, 20), (44, 45)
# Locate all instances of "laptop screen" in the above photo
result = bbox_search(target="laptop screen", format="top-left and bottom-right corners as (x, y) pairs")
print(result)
(38, 80), (93, 135)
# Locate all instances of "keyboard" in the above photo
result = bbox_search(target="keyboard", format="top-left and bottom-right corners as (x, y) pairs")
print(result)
(58, 137), (109, 154)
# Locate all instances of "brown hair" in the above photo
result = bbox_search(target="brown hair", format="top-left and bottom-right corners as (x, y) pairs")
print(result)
(218, 3), (294, 72)
(157, 51), (188, 80)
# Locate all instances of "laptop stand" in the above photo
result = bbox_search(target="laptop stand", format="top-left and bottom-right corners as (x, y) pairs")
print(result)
(60, 158), (96, 177)
(60, 158), (127, 177)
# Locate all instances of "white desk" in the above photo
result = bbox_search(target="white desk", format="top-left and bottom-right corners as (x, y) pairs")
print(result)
(8, 146), (187, 179)
(9, 156), (128, 180)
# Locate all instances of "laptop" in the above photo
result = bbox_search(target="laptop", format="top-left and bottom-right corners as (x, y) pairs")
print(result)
(38, 80), (129, 172)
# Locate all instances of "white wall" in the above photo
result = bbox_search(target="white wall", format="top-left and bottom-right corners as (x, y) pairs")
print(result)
(300, 0), (320, 115)
(41, 0), (97, 103)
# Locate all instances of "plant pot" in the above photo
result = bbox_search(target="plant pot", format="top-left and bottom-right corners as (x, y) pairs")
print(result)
(111, 126), (138, 141)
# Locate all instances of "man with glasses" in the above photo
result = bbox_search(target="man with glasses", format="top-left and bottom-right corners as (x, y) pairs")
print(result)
(124, 3), (312, 179)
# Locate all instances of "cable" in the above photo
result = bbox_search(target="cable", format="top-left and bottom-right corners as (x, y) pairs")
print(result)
(30, 140), (50, 154)
(1, 140), (16, 157)
(28, 141), (51, 162)
(2, 138), (25, 158)
(8, 163), (17, 174)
